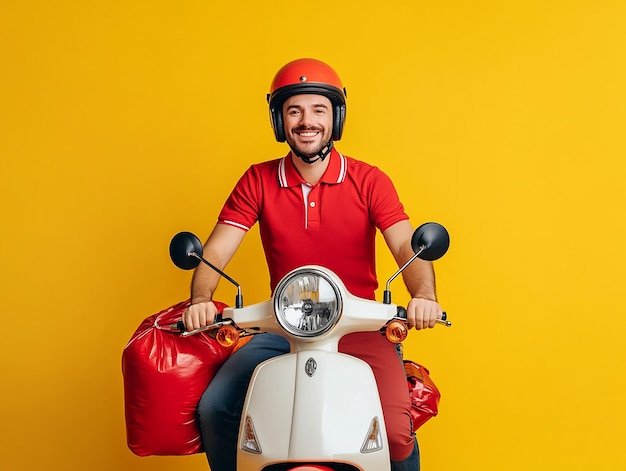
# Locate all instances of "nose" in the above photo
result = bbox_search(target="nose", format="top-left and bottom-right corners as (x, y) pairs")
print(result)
(298, 109), (316, 127)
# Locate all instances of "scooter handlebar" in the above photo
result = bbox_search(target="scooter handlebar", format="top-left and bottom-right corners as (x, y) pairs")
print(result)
(168, 313), (225, 336)
(395, 306), (452, 327)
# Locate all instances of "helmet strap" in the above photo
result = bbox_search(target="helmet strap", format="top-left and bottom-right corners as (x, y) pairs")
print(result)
(291, 141), (334, 165)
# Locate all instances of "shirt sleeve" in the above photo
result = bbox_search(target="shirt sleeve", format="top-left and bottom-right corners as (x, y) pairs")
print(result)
(217, 166), (262, 232)
(365, 166), (409, 232)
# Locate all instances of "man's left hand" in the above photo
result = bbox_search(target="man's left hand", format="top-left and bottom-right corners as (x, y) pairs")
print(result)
(406, 297), (442, 330)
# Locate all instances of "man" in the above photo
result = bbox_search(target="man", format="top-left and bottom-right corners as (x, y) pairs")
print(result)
(183, 58), (443, 471)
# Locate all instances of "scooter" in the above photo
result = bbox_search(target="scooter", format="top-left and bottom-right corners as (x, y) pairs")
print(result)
(169, 222), (451, 471)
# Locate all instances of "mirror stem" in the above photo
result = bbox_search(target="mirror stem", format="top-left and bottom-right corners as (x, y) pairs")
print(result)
(190, 252), (244, 308)
(383, 246), (425, 304)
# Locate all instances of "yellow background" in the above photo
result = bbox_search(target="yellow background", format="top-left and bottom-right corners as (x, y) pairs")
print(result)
(1, 1), (625, 470)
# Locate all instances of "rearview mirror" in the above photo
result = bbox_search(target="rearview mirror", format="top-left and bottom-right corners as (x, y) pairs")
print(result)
(410, 222), (450, 261)
(169, 231), (204, 270)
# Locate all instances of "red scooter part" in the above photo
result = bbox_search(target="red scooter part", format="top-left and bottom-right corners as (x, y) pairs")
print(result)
(288, 466), (335, 471)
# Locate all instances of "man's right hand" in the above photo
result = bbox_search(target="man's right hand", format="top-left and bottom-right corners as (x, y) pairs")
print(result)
(182, 301), (219, 331)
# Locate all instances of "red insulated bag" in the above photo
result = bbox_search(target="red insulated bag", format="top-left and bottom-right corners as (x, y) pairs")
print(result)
(122, 299), (232, 456)
(404, 360), (441, 431)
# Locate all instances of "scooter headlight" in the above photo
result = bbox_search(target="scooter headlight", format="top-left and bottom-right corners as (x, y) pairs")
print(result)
(274, 268), (342, 337)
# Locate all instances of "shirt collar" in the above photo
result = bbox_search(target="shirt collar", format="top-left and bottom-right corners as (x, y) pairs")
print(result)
(278, 148), (347, 188)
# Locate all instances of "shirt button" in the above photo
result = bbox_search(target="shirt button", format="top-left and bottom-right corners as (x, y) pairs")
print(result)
(309, 201), (316, 207)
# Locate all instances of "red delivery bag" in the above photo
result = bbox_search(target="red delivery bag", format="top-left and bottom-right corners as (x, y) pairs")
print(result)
(122, 299), (232, 456)
(404, 360), (441, 431)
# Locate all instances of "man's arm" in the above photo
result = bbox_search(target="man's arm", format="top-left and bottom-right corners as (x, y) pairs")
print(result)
(382, 220), (442, 330)
(182, 224), (246, 330)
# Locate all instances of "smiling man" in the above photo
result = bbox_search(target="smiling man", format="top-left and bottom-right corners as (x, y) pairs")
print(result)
(283, 94), (334, 164)
(183, 58), (442, 471)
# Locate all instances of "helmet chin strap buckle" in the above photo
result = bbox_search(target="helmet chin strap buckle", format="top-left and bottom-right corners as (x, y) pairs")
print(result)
(293, 141), (334, 165)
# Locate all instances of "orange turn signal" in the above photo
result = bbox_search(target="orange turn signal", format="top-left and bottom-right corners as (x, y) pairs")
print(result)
(385, 320), (408, 344)
(215, 325), (240, 347)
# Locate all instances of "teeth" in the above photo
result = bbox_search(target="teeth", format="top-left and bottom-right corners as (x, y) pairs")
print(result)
(298, 132), (318, 137)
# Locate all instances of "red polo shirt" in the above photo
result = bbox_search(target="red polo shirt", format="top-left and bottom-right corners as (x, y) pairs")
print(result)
(218, 148), (409, 299)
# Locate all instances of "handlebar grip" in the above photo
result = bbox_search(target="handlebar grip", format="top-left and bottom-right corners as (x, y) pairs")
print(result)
(170, 313), (224, 333)
(396, 308), (451, 327)
(167, 320), (187, 332)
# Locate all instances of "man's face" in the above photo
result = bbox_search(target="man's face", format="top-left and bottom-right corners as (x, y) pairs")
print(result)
(282, 94), (333, 159)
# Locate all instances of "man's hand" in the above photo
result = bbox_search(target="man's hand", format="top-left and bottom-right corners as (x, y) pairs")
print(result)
(182, 301), (219, 331)
(406, 297), (442, 330)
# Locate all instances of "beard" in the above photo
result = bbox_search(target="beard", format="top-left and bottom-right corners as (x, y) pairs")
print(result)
(288, 140), (328, 160)
(285, 126), (331, 162)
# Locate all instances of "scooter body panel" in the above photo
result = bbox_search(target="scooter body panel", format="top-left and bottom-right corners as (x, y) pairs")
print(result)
(237, 350), (390, 470)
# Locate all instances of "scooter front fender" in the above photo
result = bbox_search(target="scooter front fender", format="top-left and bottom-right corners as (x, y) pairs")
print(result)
(237, 350), (390, 470)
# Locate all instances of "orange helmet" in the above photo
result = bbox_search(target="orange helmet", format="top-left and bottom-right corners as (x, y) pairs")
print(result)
(267, 58), (347, 142)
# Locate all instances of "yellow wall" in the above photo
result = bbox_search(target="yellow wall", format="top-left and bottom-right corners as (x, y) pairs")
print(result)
(1, 1), (625, 470)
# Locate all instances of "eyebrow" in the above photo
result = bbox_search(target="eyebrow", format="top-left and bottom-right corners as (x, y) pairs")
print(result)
(286, 102), (330, 110)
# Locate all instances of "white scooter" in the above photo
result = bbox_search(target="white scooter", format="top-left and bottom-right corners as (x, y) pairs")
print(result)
(169, 222), (451, 471)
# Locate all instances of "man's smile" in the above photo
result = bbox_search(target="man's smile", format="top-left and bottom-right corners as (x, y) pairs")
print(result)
(294, 128), (322, 139)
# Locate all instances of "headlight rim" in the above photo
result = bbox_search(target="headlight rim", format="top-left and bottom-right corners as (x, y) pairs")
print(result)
(273, 267), (343, 338)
